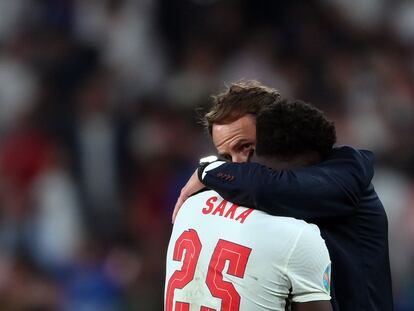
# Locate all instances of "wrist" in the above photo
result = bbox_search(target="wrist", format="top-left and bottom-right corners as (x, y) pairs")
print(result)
(198, 155), (219, 181)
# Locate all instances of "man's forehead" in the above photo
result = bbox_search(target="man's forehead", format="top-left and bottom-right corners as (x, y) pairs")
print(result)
(212, 115), (256, 148)
(212, 114), (256, 132)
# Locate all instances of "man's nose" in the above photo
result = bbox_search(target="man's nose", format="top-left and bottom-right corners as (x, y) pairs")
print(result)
(232, 153), (249, 163)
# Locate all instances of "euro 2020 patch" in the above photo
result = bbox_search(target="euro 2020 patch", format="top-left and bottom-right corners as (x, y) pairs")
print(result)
(323, 263), (331, 293)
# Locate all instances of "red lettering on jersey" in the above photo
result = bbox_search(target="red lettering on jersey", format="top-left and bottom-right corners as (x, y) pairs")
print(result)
(175, 302), (189, 311)
(202, 197), (253, 224)
(202, 196), (218, 214)
(212, 200), (227, 216)
(224, 203), (239, 220)
(235, 208), (254, 224)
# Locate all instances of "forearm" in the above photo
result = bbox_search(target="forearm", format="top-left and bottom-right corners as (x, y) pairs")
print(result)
(292, 301), (333, 311)
(201, 162), (357, 219)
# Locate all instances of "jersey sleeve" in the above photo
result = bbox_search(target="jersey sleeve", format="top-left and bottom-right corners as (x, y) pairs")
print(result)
(201, 146), (374, 220)
(285, 225), (332, 303)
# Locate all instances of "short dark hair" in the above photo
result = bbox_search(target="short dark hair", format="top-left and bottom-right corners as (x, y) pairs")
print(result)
(204, 80), (280, 135)
(256, 99), (337, 159)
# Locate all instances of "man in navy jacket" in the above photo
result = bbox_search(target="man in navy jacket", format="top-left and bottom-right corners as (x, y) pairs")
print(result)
(173, 81), (393, 310)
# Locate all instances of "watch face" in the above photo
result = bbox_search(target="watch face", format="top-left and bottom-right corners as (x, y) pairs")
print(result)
(199, 155), (218, 165)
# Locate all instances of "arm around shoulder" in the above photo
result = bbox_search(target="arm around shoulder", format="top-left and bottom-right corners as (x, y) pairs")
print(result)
(201, 146), (373, 219)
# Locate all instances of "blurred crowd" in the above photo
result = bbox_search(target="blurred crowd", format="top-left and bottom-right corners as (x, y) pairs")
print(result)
(0, 0), (413, 310)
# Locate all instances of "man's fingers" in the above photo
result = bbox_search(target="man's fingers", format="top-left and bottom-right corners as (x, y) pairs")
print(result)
(172, 169), (203, 224)
(172, 195), (185, 223)
(172, 185), (191, 223)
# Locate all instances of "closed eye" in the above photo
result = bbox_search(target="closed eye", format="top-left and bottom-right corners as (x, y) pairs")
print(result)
(239, 143), (253, 151)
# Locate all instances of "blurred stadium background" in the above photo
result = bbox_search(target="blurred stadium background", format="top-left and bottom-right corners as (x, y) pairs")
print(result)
(0, 0), (413, 310)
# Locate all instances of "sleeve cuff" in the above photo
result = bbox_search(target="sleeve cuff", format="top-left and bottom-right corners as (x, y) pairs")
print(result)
(198, 161), (226, 181)
(292, 293), (331, 303)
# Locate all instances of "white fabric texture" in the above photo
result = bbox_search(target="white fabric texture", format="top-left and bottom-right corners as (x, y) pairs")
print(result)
(165, 190), (331, 310)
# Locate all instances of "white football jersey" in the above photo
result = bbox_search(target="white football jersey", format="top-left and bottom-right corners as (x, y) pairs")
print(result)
(165, 190), (331, 311)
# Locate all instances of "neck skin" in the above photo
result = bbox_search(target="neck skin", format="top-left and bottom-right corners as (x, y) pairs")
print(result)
(253, 151), (322, 170)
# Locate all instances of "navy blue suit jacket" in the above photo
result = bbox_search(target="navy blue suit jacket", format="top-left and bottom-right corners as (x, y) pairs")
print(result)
(201, 146), (393, 310)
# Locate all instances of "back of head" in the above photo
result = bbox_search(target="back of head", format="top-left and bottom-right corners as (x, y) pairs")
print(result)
(256, 98), (337, 161)
(204, 80), (280, 135)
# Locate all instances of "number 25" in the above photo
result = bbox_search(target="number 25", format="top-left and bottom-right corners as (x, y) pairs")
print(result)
(166, 229), (252, 311)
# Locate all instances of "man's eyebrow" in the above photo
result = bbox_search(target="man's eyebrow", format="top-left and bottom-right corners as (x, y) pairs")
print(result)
(234, 139), (253, 147)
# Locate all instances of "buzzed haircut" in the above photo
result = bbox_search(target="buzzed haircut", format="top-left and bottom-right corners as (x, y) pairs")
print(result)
(256, 98), (337, 159)
(204, 80), (280, 135)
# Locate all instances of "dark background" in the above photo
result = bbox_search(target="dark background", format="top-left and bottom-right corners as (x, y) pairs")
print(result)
(0, 0), (413, 310)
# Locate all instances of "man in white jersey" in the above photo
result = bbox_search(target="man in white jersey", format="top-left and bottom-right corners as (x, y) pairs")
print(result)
(165, 100), (333, 311)
(166, 190), (331, 311)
